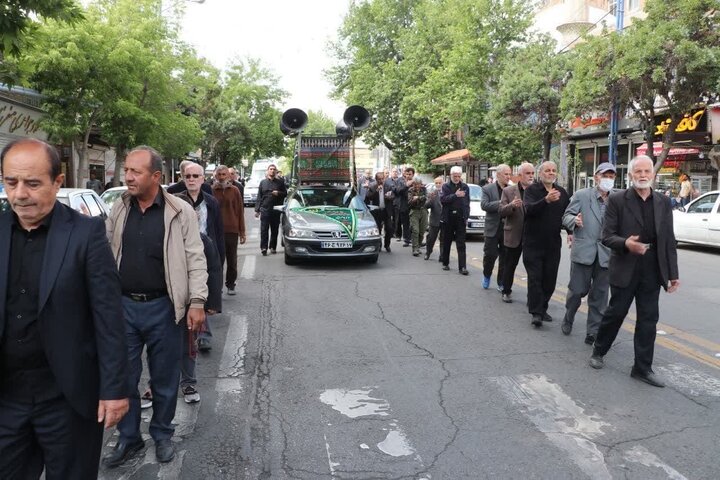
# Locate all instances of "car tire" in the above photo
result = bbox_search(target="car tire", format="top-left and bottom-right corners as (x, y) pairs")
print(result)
(284, 250), (299, 265)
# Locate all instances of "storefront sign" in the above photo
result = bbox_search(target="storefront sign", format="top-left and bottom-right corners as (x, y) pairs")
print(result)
(0, 103), (44, 138)
(654, 109), (708, 139)
(569, 115), (609, 129)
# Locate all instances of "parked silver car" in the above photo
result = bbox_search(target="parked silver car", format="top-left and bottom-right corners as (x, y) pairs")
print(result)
(1, 188), (109, 218)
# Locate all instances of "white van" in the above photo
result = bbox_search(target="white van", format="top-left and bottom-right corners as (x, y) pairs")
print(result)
(244, 159), (279, 206)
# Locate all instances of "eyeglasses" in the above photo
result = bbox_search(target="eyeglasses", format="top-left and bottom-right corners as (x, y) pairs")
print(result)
(184, 174), (202, 179)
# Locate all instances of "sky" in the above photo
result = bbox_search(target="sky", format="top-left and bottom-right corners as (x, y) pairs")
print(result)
(180, 0), (352, 121)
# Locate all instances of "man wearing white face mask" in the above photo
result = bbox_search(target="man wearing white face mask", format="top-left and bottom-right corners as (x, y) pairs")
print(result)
(561, 162), (616, 344)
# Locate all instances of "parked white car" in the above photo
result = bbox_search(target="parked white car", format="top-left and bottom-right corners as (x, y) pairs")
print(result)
(0, 188), (109, 218)
(673, 190), (720, 248)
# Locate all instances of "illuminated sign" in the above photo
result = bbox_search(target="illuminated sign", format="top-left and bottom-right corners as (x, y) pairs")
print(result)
(654, 110), (706, 137)
(298, 136), (352, 182)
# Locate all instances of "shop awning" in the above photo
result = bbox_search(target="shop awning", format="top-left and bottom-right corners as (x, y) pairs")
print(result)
(430, 148), (473, 165)
(635, 142), (700, 158)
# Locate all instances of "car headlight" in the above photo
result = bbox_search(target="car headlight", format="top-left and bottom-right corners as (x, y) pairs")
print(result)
(356, 227), (380, 238)
(287, 228), (317, 238)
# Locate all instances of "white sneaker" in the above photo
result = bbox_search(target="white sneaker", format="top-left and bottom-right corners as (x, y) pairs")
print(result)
(140, 389), (153, 409)
(227, 287), (236, 296)
(182, 385), (200, 404)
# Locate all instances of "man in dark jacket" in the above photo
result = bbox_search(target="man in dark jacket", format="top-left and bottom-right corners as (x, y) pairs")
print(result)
(589, 155), (680, 388)
(440, 166), (471, 275)
(425, 176), (443, 261)
(167, 160), (212, 195)
(255, 164), (287, 256)
(213, 165), (246, 296)
(481, 164), (512, 291)
(365, 171), (394, 252)
(0, 139), (128, 478)
(393, 167), (414, 247)
(522, 161), (570, 327)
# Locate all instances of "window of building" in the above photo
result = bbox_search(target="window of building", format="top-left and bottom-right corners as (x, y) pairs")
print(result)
(628, 0), (641, 11)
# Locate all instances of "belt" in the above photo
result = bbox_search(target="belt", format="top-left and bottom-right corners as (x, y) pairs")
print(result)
(123, 291), (167, 302)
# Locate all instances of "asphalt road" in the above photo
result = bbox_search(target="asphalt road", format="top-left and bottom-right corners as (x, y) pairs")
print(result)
(99, 212), (720, 479)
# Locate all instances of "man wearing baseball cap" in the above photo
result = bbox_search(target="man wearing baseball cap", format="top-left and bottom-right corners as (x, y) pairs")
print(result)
(560, 162), (616, 344)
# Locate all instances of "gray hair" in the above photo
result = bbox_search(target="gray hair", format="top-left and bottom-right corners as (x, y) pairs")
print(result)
(178, 160), (193, 174)
(184, 162), (203, 175)
(450, 166), (463, 175)
(412, 176), (423, 184)
(518, 162), (535, 174)
(496, 163), (511, 174)
(128, 145), (163, 174)
(628, 155), (653, 173)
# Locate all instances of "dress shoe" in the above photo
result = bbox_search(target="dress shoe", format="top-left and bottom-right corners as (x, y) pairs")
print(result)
(155, 439), (176, 463)
(261, 249), (267, 256)
(423, 253), (430, 260)
(102, 439), (145, 468)
(561, 321), (572, 335)
(412, 250), (420, 257)
(630, 369), (665, 388)
(542, 313), (553, 322)
(482, 276), (490, 289)
(442, 265), (450, 271)
(589, 354), (604, 369)
(584, 334), (595, 345)
(403, 242), (411, 247)
(501, 293), (512, 303)
(270, 248), (277, 254)
(459, 268), (469, 276)
(385, 246), (391, 253)
(531, 314), (543, 327)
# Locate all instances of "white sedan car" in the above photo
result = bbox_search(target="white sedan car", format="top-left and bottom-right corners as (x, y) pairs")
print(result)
(673, 190), (720, 248)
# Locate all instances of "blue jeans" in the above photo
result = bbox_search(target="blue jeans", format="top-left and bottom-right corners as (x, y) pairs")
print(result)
(118, 296), (181, 443)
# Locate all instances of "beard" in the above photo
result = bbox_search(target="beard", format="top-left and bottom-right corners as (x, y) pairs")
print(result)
(633, 179), (653, 189)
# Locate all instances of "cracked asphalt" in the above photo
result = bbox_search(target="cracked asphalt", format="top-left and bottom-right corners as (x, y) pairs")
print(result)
(99, 215), (720, 479)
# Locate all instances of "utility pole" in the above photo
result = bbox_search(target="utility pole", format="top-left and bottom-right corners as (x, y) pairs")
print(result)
(608, 0), (625, 165)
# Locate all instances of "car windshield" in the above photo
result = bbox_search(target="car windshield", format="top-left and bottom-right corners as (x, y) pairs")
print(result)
(298, 188), (349, 207)
(101, 190), (124, 207)
(469, 185), (482, 201)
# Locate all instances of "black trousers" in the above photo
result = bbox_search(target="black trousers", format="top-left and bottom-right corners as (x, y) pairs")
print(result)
(371, 208), (393, 248)
(260, 210), (281, 251)
(483, 229), (505, 283)
(501, 244), (523, 295)
(593, 254), (662, 373)
(397, 209), (411, 243)
(394, 206), (402, 238)
(425, 225), (442, 257)
(0, 394), (103, 480)
(523, 242), (561, 315)
(441, 215), (467, 270)
(224, 232), (239, 289)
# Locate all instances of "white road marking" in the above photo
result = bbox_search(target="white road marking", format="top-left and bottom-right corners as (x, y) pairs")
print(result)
(324, 433), (339, 476)
(493, 374), (613, 480)
(218, 314), (248, 379)
(319, 387), (390, 418)
(623, 446), (688, 480)
(240, 255), (256, 279)
(655, 363), (720, 397)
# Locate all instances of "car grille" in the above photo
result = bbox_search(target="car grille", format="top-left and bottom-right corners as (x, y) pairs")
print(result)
(314, 230), (349, 239)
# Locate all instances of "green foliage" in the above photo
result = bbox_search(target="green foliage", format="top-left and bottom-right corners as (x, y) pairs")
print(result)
(199, 58), (287, 167)
(303, 109), (336, 135)
(328, 0), (533, 171)
(562, 0), (720, 170)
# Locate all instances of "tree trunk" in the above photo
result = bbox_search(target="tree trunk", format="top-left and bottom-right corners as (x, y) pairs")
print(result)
(542, 128), (552, 162)
(74, 128), (92, 188)
(653, 116), (681, 174)
(113, 144), (126, 187)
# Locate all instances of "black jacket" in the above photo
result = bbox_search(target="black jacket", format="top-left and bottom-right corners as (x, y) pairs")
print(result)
(256, 177), (287, 213)
(200, 233), (223, 312)
(0, 203), (128, 419)
(522, 181), (570, 249)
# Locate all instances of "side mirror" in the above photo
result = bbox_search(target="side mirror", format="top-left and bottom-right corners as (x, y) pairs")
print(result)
(677, 206), (686, 212)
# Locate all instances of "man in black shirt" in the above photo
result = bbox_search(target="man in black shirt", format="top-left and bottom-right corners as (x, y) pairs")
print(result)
(255, 164), (287, 255)
(0, 138), (128, 479)
(522, 161), (570, 327)
(589, 155), (680, 388)
(440, 166), (471, 275)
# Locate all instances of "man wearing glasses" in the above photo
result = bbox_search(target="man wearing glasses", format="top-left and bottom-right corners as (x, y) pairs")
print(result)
(212, 165), (246, 296)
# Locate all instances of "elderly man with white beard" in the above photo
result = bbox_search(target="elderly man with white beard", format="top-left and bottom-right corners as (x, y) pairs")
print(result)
(589, 155), (680, 388)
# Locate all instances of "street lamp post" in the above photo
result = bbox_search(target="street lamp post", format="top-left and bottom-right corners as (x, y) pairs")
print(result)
(608, 0), (625, 165)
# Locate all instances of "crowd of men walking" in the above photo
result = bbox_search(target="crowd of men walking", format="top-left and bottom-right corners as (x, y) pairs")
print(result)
(364, 157), (680, 390)
(0, 136), (680, 478)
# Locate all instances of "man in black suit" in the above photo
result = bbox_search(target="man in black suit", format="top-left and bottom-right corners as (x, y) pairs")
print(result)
(589, 155), (680, 387)
(0, 138), (128, 479)
(522, 161), (570, 327)
(365, 171), (394, 252)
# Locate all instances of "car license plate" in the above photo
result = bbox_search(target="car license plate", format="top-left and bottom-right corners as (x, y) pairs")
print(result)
(469, 222), (481, 228)
(321, 241), (353, 249)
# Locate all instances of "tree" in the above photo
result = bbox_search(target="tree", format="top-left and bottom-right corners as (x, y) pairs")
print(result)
(303, 109), (336, 135)
(562, 0), (720, 172)
(0, 0), (84, 85)
(199, 58), (287, 167)
(328, 0), (532, 171)
(488, 36), (570, 163)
